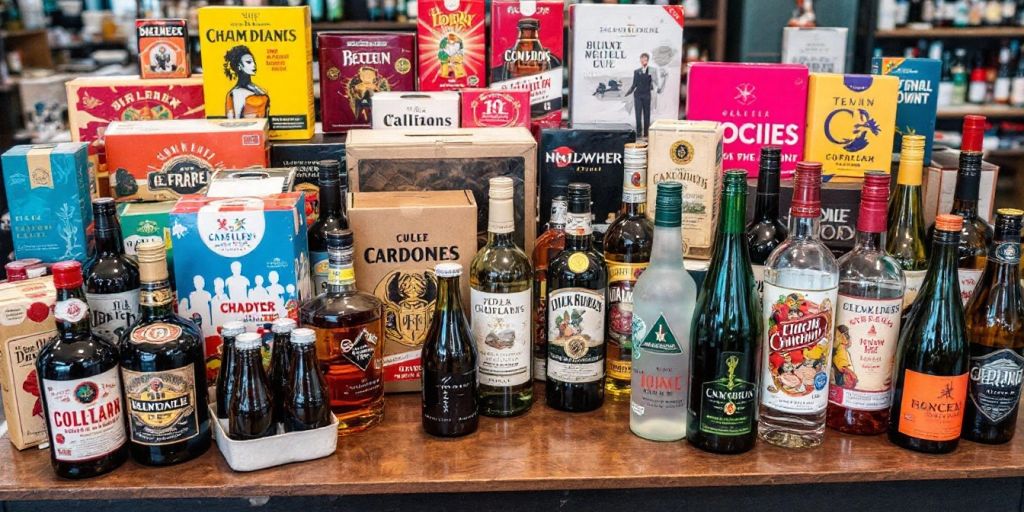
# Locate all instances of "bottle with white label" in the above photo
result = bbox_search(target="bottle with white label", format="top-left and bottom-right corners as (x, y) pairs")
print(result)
(37, 260), (128, 479)
(469, 177), (534, 417)
(83, 198), (140, 344)
(887, 135), (929, 319)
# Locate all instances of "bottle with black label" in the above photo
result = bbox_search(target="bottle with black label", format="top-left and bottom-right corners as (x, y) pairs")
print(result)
(308, 160), (348, 295)
(119, 240), (210, 466)
(83, 198), (140, 344)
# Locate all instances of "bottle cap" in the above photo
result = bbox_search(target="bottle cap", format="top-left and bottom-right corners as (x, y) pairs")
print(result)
(5, 262), (27, 281)
(489, 176), (514, 200)
(623, 142), (648, 168)
(91, 197), (117, 216)
(790, 161), (823, 218)
(759, 146), (782, 172)
(291, 327), (316, 346)
(935, 214), (964, 232)
(221, 321), (246, 337)
(995, 208), (1024, 237)
(434, 262), (462, 278)
(318, 159), (341, 184)
(654, 181), (683, 228)
(326, 229), (354, 251)
(136, 240), (169, 282)
(857, 172), (891, 233)
(566, 182), (592, 212)
(723, 169), (748, 193)
(961, 115), (986, 153)
(51, 261), (83, 289)
(900, 134), (926, 158)
(235, 332), (262, 351)
(272, 318), (297, 334)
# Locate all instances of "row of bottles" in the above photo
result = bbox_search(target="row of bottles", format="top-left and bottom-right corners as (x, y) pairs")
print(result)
(878, 0), (1024, 29)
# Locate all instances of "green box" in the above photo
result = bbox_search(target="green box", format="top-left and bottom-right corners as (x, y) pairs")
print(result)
(117, 201), (176, 284)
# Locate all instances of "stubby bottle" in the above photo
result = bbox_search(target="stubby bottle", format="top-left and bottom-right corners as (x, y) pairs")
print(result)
(83, 198), (140, 344)
(308, 160), (348, 295)
(215, 321), (246, 419)
(268, 318), (297, 423)
(688, 171), (761, 453)
(887, 135), (929, 317)
(532, 196), (567, 381)
(746, 146), (788, 295)
(229, 332), (275, 440)
(282, 328), (334, 432)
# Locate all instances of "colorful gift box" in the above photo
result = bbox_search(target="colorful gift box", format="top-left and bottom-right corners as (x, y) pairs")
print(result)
(871, 57), (941, 162)
(416, 0), (486, 91)
(460, 88), (530, 128)
(489, 0), (564, 127)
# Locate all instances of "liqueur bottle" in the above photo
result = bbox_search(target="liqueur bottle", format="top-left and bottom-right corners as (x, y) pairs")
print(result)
(37, 261), (128, 479)
(214, 321), (246, 419)
(421, 262), (479, 437)
(308, 160), (348, 295)
(300, 229), (385, 434)
(531, 196), (567, 381)
(120, 241), (210, 466)
(83, 198), (140, 344)
(281, 327), (334, 432)
(546, 183), (608, 412)
(889, 214), (970, 454)
(826, 173), (905, 435)
(268, 317), (297, 423)
(746, 146), (788, 293)
(603, 143), (654, 398)
(962, 209), (1024, 444)
(469, 177), (533, 417)
(887, 135), (929, 316)
(229, 332), (275, 440)
(687, 171), (761, 453)
(758, 162), (840, 449)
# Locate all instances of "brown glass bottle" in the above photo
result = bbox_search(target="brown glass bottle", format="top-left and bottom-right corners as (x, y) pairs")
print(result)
(531, 196), (567, 381)
(229, 332), (275, 440)
(215, 321), (247, 419)
(83, 198), (140, 344)
(502, 18), (553, 79)
(268, 317), (297, 423)
(281, 327), (334, 432)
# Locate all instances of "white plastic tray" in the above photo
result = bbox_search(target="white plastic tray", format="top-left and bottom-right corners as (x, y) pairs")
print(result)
(208, 404), (338, 472)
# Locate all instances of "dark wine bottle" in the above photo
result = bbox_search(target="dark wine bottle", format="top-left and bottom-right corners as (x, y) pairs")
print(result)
(83, 197), (140, 344)
(268, 317), (297, 423)
(745, 146), (788, 293)
(228, 332), (275, 440)
(308, 160), (348, 295)
(281, 327), (334, 432)
(214, 321), (246, 419)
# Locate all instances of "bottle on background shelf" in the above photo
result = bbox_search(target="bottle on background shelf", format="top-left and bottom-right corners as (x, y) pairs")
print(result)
(281, 327), (334, 432)
(229, 332), (275, 441)
(308, 160), (348, 296)
(951, 48), (969, 105)
(938, 49), (954, 108)
(746, 146), (788, 296)
(83, 198), (140, 345)
(968, 58), (989, 104)
(532, 196), (567, 382)
(215, 321), (247, 419)
(268, 317), (297, 423)
(1011, 44), (1024, 107)
(995, 43), (1013, 104)
(888, 134), (930, 318)
(326, 0), (342, 21)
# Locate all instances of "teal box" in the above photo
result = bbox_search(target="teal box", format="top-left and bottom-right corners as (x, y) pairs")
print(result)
(1, 143), (93, 263)
(871, 57), (941, 162)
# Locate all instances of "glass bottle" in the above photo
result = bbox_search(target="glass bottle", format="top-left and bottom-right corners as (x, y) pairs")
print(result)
(228, 332), (275, 440)
(421, 263), (479, 437)
(951, 48), (969, 105)
(758, 161), (840, 449)
(603, 143), (654, 399)
(83, 198), (140, 345)
(938, 49), (954, 108)
(36, 260), (128, 478)
(687, 171), (761, 453)
(532, 196), (567, 381)
(888, 135), (930, 318)
(746, 146), (788, 294)
(300, 229), (385, 434)
(308, 160), (348, 295)
(469, 177), (533, 417)
(826, 173), (905, 435)
(546, 183), (608, 412)
(281, 327), (333, 432)
(502, 18), (553, 80)
(995, 44), (1013, 103)
(268, 317), (297, 423)
(888, 214), (970, 453)
(214, 321), (246, 419)
(962, 209), (1024, 444)
(120, 240), (210, 465)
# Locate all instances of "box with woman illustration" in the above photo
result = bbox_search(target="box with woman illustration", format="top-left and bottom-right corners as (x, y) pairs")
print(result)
(416, 0), (486, 91)
(197, 6), (315, 140)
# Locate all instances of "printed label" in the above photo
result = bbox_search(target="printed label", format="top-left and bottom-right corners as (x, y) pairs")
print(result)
(760, 284), (838, 414)
(547, 287), (605, 383)
(700, 351), (756, 436)
(828, 295), (902, 411)
(471, 288), (531, 387)
(122, 364), (200, 446)
(5, 330), (56, 444)
(897, 369), (968, 442)
(902, 269), (926, 311)
(606, 261), (647, 381)
(87, 290), (140, 344)
(129, 322), (183, 345)
(631, 313), (686, 416)
(310, 251), (329, 294)
(140, 288), (174, 308)
(622, 167), (647, 204)
(565, 212), (592, 237)
(340, 328), (378, 371)
(958, 268), (984, 305)
(993, 241), (1021, 265)
(316, 323), (384, 402)
(55, 298), (89, 323)
(969, 348), (1024, 424)
(751, 265), (766, 297)
(42, 368), (127, 462)
(422, 370), (478, 426)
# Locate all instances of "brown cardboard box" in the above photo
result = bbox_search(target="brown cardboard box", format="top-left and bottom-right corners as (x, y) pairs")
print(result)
(346, 127), (537, 253)
(924, 147), (998, 226)
(348, 190), (478, 393)
(0, 276), (57, 449)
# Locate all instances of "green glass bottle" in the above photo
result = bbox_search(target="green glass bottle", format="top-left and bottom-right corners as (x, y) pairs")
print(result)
(887, 134), (929, 317)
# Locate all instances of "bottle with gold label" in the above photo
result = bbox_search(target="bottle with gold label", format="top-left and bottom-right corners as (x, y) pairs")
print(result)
(603, 143), (654, 399)
(119, 240), (210, 466)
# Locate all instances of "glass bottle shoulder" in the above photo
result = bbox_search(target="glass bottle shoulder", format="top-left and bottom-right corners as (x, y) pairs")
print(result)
(549, 246), (607, 285)
(83, 255), (140, 291)
(122, 314), (204, 361)
(300, 289), (382, 327)
(633, 263), (695, 303)
(603, 214), (654, 260)
(765, 237), (840, 277)
(470, 242), (533, 290)
(838, 248), (906, 286)
(38, 336), (120, 380)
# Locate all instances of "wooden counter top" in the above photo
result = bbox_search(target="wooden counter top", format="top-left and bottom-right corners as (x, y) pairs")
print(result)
(2, 385), (1024, 500)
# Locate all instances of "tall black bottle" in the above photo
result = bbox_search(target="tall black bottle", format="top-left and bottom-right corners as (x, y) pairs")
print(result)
(745, 147), (788, 292)
(83, 198), (140, 344)
(308, 160), (348, 295)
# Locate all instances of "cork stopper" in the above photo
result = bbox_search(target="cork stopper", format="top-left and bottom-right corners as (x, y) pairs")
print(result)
(857, 172), (891, 233)
(961, 115), (986, 153)
(136, 240), (169, 283)
(935, 214), (964, 232)
(790, 161), (823, 218)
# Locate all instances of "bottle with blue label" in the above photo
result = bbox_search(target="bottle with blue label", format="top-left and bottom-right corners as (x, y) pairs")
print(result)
(308, 160), (348, 295)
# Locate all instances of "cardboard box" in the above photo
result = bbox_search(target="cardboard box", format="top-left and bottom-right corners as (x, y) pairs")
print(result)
(745, 178), (861, 259)
(871, 57), (941, 162)
(686, 62), (808, 178)
(117, 201), (176, 284)
(205, 167), (297, 198)
(136, 19), (190, 79)
(489, 0), (564, 126)
(647, 120), (722, 260)
(269, 135), (346, 225)
(417, 0), (487, 91)
(924, 147), (999, 226)
(460, 88), (531, 128)
(569, 4), (685, 138)
(198, 6), (315, 140)
(346, 127), (537, 252)
(1, 143), (93, 263)
(804, 73), (899, 180)
(0, 276), (57, 449)
(370, 91), (460, 130)
(318, 32), (417, 133)
(781, 27), (848, 73)
(348, 190), (477, 392)
(104, 118), (269, 201)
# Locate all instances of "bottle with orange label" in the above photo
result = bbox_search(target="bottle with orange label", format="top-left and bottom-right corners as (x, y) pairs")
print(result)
(888, 214), (970, 454)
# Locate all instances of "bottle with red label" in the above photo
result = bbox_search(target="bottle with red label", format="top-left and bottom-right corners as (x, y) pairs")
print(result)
(826, 173), (905, 435)
(889, 214), (970, 453)
(36, 260), (129, 478)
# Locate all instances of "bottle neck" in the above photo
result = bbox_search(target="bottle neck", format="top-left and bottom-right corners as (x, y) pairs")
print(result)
(55, 286), (92, 340)
(710, 187), (751, 272)
(988, 230), (1022, 282)
(620, 166), (648, 217)
(753, 169), (781, 221)
(788, 214), (821, 241)
(924, 229), (963, 302)
(139, 280), (175, 320)
(952, 152), (982, 218)
(854, 231), (885, 252)
(650, 223), (684, 268)
(237, 348), (265, 374)
(291, 343), (318, 373)
(565, 210), (594, 251)
(326, 247), (356, 293)
(319, 180), (342, 218)
(434, 275), (464, 326)
(93, 214), (125, 256)
(487, 194), (517, 247)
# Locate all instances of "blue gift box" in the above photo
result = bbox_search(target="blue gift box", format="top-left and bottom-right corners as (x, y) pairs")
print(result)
(871, 57), (941, 162)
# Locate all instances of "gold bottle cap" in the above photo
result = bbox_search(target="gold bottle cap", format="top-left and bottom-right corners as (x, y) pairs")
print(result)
(136, 240), (169, 283)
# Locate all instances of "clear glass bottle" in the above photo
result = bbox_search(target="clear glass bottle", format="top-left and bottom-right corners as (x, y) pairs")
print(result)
(532, 196), (567, 381)
(887, 135), (929, 318)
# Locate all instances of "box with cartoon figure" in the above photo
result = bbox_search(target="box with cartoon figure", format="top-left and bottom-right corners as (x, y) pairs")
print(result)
(170, 193), (311, 383)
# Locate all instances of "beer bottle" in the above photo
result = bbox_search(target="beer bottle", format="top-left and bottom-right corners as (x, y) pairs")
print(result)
(268, 317), (297, 422)
(229, 332), (275, 440)
(281, 328), (333, 432)
(215, 321), (246, 419)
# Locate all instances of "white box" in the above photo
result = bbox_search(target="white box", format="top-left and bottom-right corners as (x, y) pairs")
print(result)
(370, 91), (460, 130)
(209, 404), (338, 472)
(781, 27), (848, 74)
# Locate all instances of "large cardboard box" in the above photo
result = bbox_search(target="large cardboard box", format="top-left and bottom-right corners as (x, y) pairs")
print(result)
(924, 147), (999, 226)
(348, 190), (477, 392)
(489, 0), (564, 127)
(370, 91), (460, 130)
(346, 127), (537, 252)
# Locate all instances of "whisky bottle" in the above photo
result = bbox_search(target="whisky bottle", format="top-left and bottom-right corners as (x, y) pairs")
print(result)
(300, 229), (385, 434)
(745, 146), (788, 292)
(603, 143), (654, 399)
(281, 327), (334, 432)
(308, 160), (348, 295)
(422, 263), (479, 437)
(887, 135), (929, 316)
(214, 321), (246, 419)
(268, 317), (297, 423)
(229, 332), (275, 440)
(531, 196), (567, 381)
(546, 183), (608, 412)
(470, 177), (533, 417)
(120, 240), (210, 466)
(37, 261), (128, 478)
(83, 198), (140, 344)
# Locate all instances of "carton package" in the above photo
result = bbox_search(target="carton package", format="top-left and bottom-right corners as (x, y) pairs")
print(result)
(198, 6), (315, 140)
(205, 167), (297, 198)
(170, 193), (311, 383)
(346, 127), (537, 252)
(569, 4), (685, 138)
(686, 62), (808, 177)
(348, 190), (477, 392)
(416, 0), (487, 91)
(924, 147), (999, 226)
(805, 73), (899, 180)
(318, 32), (417, 133)
(1, 143), (93, 263)
(209, 403), (338, 471)
(269, 135), (346, 224)
(871, 57), (941, 162)
(136, 19), (190, 79)
(460, 88), (531, 128)
(0, 276), (57, 449)
(104, 118), (269, 201)
(371, 91), (460, 130)
(489, 0), (564, 126)
(118, 201), (177, 284)
(745, 178), (861, 258)
(781, 27), (848, 73)
(646, 120), (722, 260)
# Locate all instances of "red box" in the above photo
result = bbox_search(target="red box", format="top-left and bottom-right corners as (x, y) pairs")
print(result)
(136, 19), (190, 79)
(460, 88), (530, 128)
(489, 0), (564, 127)
(417, 0), (486, 91)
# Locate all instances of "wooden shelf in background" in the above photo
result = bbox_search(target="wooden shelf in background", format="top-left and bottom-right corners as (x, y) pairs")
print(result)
(938, 105), (1024, 119)
(875, 26), (1024, 38)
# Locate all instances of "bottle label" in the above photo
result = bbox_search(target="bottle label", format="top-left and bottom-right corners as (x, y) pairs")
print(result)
(760, 284), (838, 415)
(631, 313), (686, 416)
(565, 212), (592, 237)
(992, 241), (1021, 265)
(310, 250), (329, 294)
(995, 78), (1012, 101)
(958, 268), (984, 305)
(622, 168), (646, 204)
(317, 323), (384, 403)
(55, 298), (89, 323)
(42, 368), (126, 462)
(471, 288), (531, 387)
(897, 369), (968, 442)
(827, 295), (902, 411)
(1011, 77), (1024, 106)
(699, 351), (756, 436)
(902, 269), (927, 311)
(751, 265), (766, 298)
(969, 348), (1024, 424)
(140, 288), (174, 308)
(86, 290), (140, 344)
(129, 322), (183, 345)
(121, 364), (200, 446)
(606, 261), (648, 381)
(547, 287), (606, 384)
(422, 369), (478, 426)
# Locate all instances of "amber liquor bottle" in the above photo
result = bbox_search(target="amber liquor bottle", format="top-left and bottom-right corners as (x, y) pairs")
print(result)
(83, 198), (140, 344)
(531, 196), (567, 381)
(501, 18), (554, 80)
